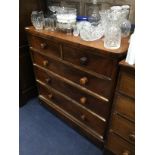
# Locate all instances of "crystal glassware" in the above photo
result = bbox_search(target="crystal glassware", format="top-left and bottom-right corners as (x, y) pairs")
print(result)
(66, 28), (72, 35)
(56, 7), (77, 32)
(120, 19), (131, 37)
(121, 5), (130, 19)
(48, 6), (59, 28)
(79, 21), (104, 41)
(73, 24), (79, 37)
(44, 18), (55, 31)
(88, 0), (101, 26)
(104, 10), (121, 49)
(31, 11), (44, 30)
(99, 9), (111, 32)
(119, 5), (131, 37)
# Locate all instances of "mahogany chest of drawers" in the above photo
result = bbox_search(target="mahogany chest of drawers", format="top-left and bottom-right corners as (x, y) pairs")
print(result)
(105, 60), (135, 154)
(26, 26), (129, 148)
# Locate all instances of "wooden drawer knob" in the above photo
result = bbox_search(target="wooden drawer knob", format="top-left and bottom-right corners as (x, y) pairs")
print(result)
(122, 150), (130, 155)
(81, 114), (86, 121)
(40, 43), (47, 49)
(80, 77), (88, 85)
(45, 77), (51, 84)
(129, 133), (135, 142)
(48, 94), (53, 100)
(43, 60), (49, 67)
(80, 57), (88, 65)
(80, 97), (87, 105)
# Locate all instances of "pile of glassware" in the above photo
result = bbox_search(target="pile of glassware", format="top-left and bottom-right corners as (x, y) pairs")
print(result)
(101, 5), (131, 49)
(48, 6), (77, 33)
(31, 3), (132, 50)
(31, 10), (55, 31)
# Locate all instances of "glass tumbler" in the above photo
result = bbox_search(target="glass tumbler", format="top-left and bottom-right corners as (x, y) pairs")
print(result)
(31, 11), (44, 30)
(73, 25), (79, 37)
(44, 18), (55, 31)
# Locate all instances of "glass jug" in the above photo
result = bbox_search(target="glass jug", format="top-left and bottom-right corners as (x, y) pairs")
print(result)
(31, 11), (44, 30)
(104, 8), (121, 49)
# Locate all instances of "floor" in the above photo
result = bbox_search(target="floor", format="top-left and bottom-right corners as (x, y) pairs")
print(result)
(19, 98), (104, 155)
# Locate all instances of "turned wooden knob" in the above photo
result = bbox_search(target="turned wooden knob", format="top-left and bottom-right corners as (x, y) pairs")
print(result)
(40, 43), (47, 49)
(80, 97), (87, 105)
(80, 77), (88, 85)
(129, 133), (135, 142)
(45, 77), (51, 84)
(43, 60), (49, 67)
(80, 56), (88, 65)
(81, 114), (86, 121)
(48, 94), (53, 100)
(122, 150), (130, 155)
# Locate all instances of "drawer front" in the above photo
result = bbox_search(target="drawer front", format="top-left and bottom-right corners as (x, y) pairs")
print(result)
(117, 71), (135, 98)
(32, 51), (112, 99)
(37, 83), (106, 136)
(111, 114), (135, 144)
(28, 34), (61, 58)
(114, 93), (135, 121)
(62, 44), (116, 78)
(34, 66), (110, 119)
(106, 132), (135, 155)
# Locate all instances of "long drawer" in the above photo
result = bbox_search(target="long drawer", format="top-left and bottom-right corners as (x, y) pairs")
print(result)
(106, 132), (135, 155)
(34, 66), (110, 119)
(110, 113), (135, 144)
(28, 34), (61, 58)
(31, 51), (112, 100)
(113, 93), (135, 121)
(62, 44), (117, 78)
(37, 82), (106, 136)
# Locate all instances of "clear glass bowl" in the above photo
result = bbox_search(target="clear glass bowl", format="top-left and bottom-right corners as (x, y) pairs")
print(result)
(79, 21), (104, 41)
(56, 7), (77, 32)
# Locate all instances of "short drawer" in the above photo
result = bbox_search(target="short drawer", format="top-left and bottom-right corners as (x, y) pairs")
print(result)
(32, 51), (112, 100)
(62, 44), (116, 78)
(34, 66), (110, 119)
(111, 113), (135, 144)
(117, 71), (135, 98)
(37, 83), (106, 136)
(113, 93), (135, 121)
(28, 34), (60, 58)
(106, 132), (135, 155)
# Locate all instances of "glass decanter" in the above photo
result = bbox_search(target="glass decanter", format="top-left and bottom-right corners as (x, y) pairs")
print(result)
(120, 19), (131, 37)
(120, 5), (131, 37)
(88, 0), (101, 26)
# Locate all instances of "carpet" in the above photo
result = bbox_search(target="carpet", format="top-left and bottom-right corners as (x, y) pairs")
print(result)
(19, 98), (103, 155)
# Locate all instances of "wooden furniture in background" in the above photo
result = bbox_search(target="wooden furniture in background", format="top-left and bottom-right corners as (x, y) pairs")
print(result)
(26, 26), (129, 147)
(19, 0), (46, 106)
(105, 60), (135, 155)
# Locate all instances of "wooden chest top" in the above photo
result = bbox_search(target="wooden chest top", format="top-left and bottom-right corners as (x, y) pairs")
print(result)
(25, 26), (129, 58)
